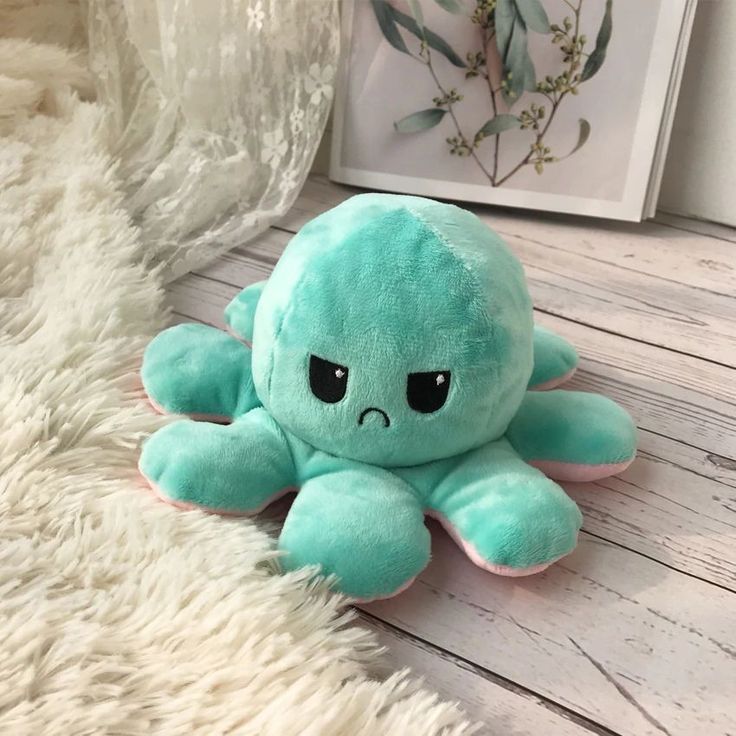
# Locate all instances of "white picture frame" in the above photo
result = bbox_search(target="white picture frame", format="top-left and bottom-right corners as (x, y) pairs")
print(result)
(330, 0), (694, 221)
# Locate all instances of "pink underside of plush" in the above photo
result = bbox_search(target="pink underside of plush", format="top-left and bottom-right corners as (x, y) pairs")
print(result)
(143, 474), (295, 517)
(529, 367), (577, 391)
(147, 397), (233, 425)
(425, 510), (563, 577)
(530, 457), (634, 482)
(225, 324), (252, 348)
(352, 576), (419, 605)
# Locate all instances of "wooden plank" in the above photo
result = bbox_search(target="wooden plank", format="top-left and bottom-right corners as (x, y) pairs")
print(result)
(476, 211), (736, 298)
(364, 530), (736, 736)
(359, 615), (609, 736)
(276, 175), (352, 232)
(168, 243), (277, 327)
(521, 253), (736, 367)
(235, 229), (287, 266)
(256, 500), (624, 735)
(567, 433), (736, 591)
(167, 242), (276, 326)
(253, 501), (736, 736)
(535, 313), (736, 459)
(654, 212), (736, 245)
(198, 248), (274, 284)
(167, 273), (238, 328)
(257, 492), (736, 736)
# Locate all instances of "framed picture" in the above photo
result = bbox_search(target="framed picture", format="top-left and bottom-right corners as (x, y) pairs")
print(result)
(330, 0), (696, 221)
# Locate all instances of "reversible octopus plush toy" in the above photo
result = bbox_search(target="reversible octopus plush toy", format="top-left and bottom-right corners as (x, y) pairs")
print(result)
(139, 193), (636, 601)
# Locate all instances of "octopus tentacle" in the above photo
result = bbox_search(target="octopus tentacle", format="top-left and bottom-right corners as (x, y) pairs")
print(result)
(139, 408), (295, 514)
(418, 439), (582, 574)
(142, 322), (259, 421)
(279, 465), (430, 600)
(224, 280), (266, 343)
(506, 390), (637, 482)
(528, 324), (579, 390)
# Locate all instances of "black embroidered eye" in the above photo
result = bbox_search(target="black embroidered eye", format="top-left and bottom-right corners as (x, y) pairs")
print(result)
(309, 355), (349, 403)
(406, 371), (451, 413)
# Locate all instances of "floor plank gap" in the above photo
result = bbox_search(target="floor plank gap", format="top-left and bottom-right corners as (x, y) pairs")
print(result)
(357, 610), (625, 736)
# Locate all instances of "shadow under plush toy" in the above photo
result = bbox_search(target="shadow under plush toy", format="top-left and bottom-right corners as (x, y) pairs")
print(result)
(140, 194), (636, 601)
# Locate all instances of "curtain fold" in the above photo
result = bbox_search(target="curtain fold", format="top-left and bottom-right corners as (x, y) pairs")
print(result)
(83, 0), (339, 280)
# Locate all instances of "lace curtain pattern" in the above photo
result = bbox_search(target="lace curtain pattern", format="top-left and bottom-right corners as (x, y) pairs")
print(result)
(83, 0), (339, 280)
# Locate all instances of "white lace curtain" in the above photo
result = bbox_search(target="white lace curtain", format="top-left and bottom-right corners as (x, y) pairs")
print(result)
(82, 0), (339, 280)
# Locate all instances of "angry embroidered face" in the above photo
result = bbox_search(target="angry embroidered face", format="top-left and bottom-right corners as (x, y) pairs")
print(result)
(252, 194), (534, 467)
(307, 352), (451, 431)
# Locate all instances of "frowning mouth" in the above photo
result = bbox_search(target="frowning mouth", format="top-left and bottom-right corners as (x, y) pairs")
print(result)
(358, 407), (391, 427)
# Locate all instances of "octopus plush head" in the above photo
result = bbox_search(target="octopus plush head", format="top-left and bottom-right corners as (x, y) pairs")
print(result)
(251, 193), (533, 467)
(140, 193), (637, 600)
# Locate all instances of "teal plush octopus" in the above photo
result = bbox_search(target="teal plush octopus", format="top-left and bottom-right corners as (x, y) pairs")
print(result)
(139, 194), (636, 601)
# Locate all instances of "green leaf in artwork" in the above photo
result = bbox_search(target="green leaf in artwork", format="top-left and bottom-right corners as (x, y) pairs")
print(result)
(581, 0), (612, 81)
(434, 0), (464, 13)
(522, 47), (537, 90)
(568, 118), (591, 155)
(501, 17), (528, 106)
(392, 8), (467, 67)
(477, 114), (521, 136)
(495, 0), (516, 58)
(495, 0), (535, 106)
(370, 0), (410, 55)
(514, 0), (550, 33)
(409, 0), (424, 28)
(394, 108), (448, 133)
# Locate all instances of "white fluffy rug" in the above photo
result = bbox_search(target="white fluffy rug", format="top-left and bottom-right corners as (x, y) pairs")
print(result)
(0, 26), (475, 736)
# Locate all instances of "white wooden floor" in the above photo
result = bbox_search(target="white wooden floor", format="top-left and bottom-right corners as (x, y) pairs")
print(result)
(167, 175), (736, 736)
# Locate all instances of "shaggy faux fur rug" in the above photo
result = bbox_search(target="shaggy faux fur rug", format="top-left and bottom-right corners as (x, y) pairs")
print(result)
(0, 25), (475, 736)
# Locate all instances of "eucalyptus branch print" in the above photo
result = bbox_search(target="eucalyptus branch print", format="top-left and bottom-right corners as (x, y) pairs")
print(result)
(371, 0), (613, 187)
